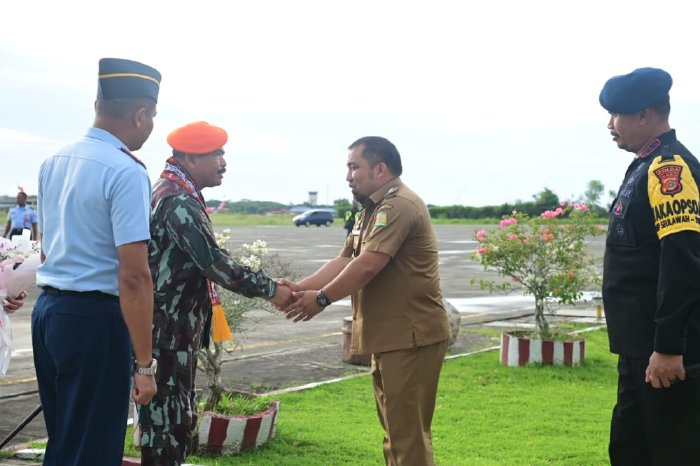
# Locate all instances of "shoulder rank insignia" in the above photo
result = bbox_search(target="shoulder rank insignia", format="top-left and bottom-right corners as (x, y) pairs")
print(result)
(648, 154), (700, 239)
(120, 146), (147, 169)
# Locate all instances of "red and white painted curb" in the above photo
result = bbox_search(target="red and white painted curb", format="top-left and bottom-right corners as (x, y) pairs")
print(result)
(500, 332), (585, 366)
(197, 401), (280, 455)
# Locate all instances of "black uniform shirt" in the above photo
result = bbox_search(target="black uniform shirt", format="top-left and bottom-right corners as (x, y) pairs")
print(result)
(603, 130), (700, 360)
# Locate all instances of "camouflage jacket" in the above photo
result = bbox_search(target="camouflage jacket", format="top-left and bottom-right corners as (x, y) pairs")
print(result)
(149, 178), (278, 351)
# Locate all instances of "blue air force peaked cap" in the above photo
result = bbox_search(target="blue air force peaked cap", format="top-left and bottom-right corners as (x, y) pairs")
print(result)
(599, 67), (672, 114)
(97, 58), (161, 102)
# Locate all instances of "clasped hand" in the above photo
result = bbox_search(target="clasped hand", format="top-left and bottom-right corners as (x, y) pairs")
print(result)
(132, 373), (157, 405)
(272, 279), (324, 322)
(645, 352), (685, 388)
(2, 291), (27, 314)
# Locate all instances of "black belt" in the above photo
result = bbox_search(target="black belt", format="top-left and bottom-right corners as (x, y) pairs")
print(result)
(42, 286), (119, 302)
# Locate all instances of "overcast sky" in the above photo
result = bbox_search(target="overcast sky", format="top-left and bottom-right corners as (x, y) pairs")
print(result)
(2, 0), (700, 207)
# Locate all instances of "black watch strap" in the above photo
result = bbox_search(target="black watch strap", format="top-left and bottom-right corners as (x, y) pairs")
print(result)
(316, 290), (331, 308)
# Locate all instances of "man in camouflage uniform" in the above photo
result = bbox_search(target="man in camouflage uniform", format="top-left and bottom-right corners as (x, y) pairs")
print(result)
(138, 121), (292, 466)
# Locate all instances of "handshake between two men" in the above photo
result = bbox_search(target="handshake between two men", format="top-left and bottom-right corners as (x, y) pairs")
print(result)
(271, 278), (333, 323)
(269, 247), (391, 323)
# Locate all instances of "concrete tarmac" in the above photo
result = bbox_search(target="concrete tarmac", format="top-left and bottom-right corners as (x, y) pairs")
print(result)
(0, 224), (606, 457)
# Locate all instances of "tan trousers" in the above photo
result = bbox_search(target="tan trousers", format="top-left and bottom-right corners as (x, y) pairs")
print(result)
(371, 338), (449, 466)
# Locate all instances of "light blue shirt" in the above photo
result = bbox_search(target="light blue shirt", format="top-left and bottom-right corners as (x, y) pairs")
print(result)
(36, 127), (151, 295)
(7, 205), (37, 229)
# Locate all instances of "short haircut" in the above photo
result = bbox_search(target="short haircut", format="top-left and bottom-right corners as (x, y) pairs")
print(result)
(17, 192), (27, 199)
(348, 136), (403, 176)
(95, 97), (156, 119)
(650, 96), (671, 118)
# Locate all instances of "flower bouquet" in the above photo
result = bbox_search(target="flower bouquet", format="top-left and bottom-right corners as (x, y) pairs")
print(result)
(0, 230), (41, 376)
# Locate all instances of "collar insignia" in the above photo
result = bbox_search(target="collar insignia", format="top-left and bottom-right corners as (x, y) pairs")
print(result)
(639, 139), (660, 159)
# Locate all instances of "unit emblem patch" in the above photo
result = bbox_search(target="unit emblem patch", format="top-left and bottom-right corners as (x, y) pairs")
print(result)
(375, 210), (388, 228)
(653, 164), (683, 195)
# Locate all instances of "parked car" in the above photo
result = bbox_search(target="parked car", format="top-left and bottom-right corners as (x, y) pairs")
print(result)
(293, 209), (335, 227)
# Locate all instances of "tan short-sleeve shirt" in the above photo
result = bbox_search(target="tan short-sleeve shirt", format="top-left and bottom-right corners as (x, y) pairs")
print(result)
(340, 178), (451, 354)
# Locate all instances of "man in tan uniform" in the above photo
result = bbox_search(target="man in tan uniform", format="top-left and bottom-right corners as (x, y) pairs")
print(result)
(282, 136), (451, 466)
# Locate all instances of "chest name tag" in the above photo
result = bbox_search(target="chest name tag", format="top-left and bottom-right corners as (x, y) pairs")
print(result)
(648, 154), (700, 239)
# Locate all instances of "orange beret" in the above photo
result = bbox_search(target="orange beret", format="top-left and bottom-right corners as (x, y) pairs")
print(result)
(167, 121), (228, 154)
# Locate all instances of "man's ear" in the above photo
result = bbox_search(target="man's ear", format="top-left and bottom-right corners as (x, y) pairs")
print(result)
(133, 107), (147, 127)
(638, 108), (650, 124)
(183, 153), (198, 169)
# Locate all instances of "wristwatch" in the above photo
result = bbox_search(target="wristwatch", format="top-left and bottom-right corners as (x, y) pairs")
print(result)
(316, 290), (332, 308)
(135, 358), (158, 376)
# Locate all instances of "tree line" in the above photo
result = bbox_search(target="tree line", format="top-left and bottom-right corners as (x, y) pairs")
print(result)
(211, 180), (614, 219)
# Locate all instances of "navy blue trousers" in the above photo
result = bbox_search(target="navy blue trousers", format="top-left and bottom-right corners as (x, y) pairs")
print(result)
(32, 292), (131, 466)
(609, 356), (700, 466)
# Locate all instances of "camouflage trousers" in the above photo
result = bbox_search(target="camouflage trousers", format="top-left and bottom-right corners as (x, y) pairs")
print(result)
(137, 348), (198, 466)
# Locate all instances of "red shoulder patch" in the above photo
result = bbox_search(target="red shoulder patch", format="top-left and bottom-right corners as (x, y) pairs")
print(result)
(653, 164), (683, 195)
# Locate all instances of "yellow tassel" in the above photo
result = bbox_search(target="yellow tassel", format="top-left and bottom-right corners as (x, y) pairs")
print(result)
(211, 304), (233, 343)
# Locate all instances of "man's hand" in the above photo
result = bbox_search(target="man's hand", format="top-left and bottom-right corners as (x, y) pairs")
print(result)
(646, 351), (685, 388)
(276, 278), (300, 292)
(283, 290), (324, 322)
(270, 284), (293, 309)
(132, 373), (157, 405)
(2, 291), (27, 314)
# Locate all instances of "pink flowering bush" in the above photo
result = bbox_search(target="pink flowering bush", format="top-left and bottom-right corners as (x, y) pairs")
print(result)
(472, 203), (604, 338)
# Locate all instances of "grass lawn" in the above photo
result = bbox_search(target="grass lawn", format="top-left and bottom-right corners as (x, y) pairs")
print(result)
(125, 328), (616, 465)
(210, 212), (300, 227)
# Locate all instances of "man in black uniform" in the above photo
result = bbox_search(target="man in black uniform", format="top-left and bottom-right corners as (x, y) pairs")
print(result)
(600, 67), (700, 466)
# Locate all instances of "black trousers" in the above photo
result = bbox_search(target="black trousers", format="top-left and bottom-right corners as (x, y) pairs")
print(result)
(609, 356), (700, 466)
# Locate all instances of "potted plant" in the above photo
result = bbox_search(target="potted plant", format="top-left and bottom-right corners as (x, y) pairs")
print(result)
(196, 390), (280, 456)
(194, 230), (297, 455)
(198, 231), (297, 407)
(471, 202), (604, 366)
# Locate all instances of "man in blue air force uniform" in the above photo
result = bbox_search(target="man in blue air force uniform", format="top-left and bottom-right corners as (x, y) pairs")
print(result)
(33, 58), (161, 466)
(3, 191), (38, 240)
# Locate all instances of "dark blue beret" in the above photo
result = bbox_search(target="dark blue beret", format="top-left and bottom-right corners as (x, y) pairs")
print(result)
(599, 67), (672, 114)
(97, 58), (161, 102)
